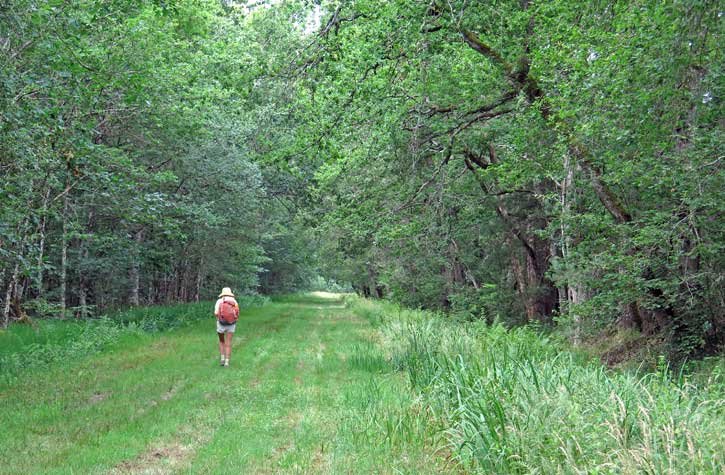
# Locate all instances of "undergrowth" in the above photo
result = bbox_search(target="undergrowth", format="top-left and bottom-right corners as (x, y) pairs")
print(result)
(349, 296), (725, 474)
(0, 296), (268, 386)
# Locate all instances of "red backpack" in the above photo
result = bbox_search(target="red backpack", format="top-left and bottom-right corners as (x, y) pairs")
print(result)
(218, 297), (239, 325)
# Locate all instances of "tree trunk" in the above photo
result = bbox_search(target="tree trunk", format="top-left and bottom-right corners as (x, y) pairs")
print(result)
(195, 258), (204, 303)
(524, 234), (558, 323)
(35, 188), (51, 297)
(129, 229), (143, 306)
(366, 265), (378, 299)
(148, 275), (155, 305)
(560, 155), (583, 343)
(510, 250), (527, 313)
(441, 239), (466, 308)
(452, 238), (479, 289)
(2, 263), (20, 328)
(464, 147), (558, 323)
(77, 209), (94, 317)
(60, 192), (69, 318)
(78, 240), (89, 317)
(568, 284), (585, 344)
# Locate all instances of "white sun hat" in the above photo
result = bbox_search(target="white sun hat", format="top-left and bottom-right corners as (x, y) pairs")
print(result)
(218, 287), (235, 298)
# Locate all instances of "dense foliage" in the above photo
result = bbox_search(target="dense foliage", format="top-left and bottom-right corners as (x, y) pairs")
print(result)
(2, 1), (723, 362)
(295, 0), (724, 362)
(1, 0), (314, 323)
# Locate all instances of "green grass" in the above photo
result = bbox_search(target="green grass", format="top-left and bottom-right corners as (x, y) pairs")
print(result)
(0, 295), (445, 474)
(353, 297), (725, 474)
(0, 298), (268, 385)
(4, 295), (720, 474)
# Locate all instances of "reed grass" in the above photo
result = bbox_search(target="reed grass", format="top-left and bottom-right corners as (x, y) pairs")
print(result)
(350, 297), (724, 474)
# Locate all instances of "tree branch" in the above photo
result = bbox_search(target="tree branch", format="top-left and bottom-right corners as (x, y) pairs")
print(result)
(573, 145), (633, 223)
(319, 7), (368, 38)
(446, 106), (513, 137)
(461, 30), (514, 76)
(464, 153), (538, 261)
(393, 142), (455, 213)
(9, 40), (33, 60)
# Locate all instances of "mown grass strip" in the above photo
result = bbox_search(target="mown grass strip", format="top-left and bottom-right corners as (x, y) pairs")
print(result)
(0, 295), (449, 474)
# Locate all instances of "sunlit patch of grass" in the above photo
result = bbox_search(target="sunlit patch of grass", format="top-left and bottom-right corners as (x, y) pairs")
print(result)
(308, 291), (352, 300)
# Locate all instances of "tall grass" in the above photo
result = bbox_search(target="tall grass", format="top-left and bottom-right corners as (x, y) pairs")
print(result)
(351, 297), (725, 474)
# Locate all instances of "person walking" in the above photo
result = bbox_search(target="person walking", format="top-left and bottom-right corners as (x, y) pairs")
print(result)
(215, 287), (239, 367)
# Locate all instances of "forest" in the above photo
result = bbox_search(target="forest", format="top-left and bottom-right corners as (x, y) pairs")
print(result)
(1, 1), (724, 473)
(1, 0), (723, 366)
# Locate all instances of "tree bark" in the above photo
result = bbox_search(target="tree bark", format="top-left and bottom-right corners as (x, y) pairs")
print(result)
(129, 229), (143, 306)
(571, 145), (632, 224)
(60, 191), (69, 318)
(524, 237), (558, 322)
(78, 241), (89, 316)
(2, 263), (20, 328)
(35, 188), (51, 297)
(560, 155), (584, 343)
(77, 209), (94, 317)
(568, 285), (583, 345)
(510, 249), (528, 316)
(195, 258), (204, 303)
(366, 264), (379, 299)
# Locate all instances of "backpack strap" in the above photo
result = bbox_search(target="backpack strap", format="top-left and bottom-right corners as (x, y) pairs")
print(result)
(218, 297), (227, 319)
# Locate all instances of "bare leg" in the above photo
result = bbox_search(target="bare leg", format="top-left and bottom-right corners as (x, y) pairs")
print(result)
(218, 333), (225, 362)
(225, 333), (233, 363)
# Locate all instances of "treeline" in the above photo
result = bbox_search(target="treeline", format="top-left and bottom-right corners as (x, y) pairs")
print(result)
(294, 0), (723, 361)
(0, 1), (314, 325)
(2, 1), (723, 362)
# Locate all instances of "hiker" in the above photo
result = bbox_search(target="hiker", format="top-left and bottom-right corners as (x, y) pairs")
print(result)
(215, 287), (239, 367)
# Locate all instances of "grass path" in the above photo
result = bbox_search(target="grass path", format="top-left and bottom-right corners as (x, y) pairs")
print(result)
(0, 294), (445, 474)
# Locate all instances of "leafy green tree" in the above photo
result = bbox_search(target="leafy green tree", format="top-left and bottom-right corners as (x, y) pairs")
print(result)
(292, 0), (723, 360)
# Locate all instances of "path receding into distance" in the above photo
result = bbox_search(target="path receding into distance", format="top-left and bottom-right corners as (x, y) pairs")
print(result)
(0, 293), (447, 474)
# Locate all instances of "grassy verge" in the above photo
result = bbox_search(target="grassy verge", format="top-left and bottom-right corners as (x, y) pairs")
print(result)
(350, 296), (725, 474)
(0, 297), (267, 386)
